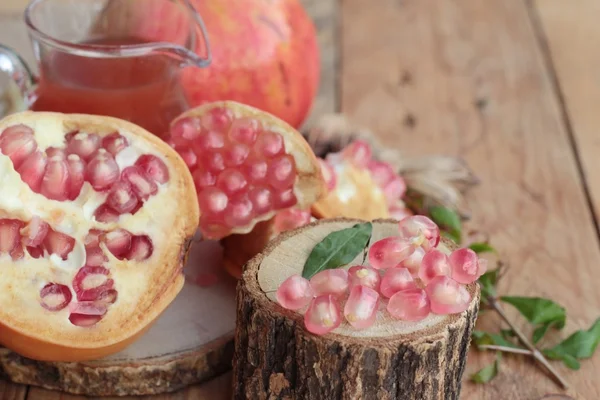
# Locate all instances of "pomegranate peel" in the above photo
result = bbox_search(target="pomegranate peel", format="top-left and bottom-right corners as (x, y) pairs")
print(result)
(0, 111), (199, 361)
(170, 101), (325, 240)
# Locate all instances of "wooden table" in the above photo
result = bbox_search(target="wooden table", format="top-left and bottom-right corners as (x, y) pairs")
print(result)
(1, 0), (600, 398)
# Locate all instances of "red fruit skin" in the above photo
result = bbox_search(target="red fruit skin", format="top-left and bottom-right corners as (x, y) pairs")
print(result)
(181, 0), (320, 129)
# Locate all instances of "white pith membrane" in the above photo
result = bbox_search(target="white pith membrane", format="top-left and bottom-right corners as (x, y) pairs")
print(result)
(258, 220), (477, 338)
(169, 101), (323, 239)
(0, 112), (197, 349)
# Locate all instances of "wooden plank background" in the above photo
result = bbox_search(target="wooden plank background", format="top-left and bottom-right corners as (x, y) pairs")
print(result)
(1, 0), (600, 398)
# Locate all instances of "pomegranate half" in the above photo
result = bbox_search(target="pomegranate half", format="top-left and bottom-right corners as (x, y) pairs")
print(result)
(0, 112), (199, 361)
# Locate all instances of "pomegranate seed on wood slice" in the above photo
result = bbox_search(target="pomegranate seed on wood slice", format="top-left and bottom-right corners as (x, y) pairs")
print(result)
(368, 237), (415, 270)
(318, 158), (336, 191)
(124, 235), (153, 261)
(449, 248), (485, 284)
(304, 295), (342, 335)
(0, 219), (23, 254)
(94, 204), (120, 223)
(26, 246), (44, 258)
(243, 159), (268, 184)
(344, 285), (379, 329)
(398, 215), (440, 250)
(20, 216), (50, 247)
(397, 246), (425, 277)
(192, 168), (216, 189)
(223, 194), (255, 228)
(72, 266), (114, 301)
(310, 269), (349, 297)
(367, 160), (395, 188)
(66, 154), (86, 200)
(43, 229), (75, 260)
(122, 166), (158, 200)
(342, 140), (372, 169)
(40, 156), (70, 201)
(135, 154), (170, 184)
(101, 229), (132, 258)
(69, 313), (104, 327)
(248, 187), (274, 215)
(276, 275), (314, 310)
(201, 107), (233, 131)
(267, 155), (296, 190)
(380, 267), (416, 298)
(45, 147), (66, 159)
(40, 283), (72, 312)
(101, 132), (129, 156)
(171, 117), (202, 144)
(16, 151), (47, 192)
(274, 188), (297, 209)
(224, 143), (250, 167)
(254, 131), (284, 158)
(273, 208), (311, 233)
(419, 249), (451, 285)
(229, 118), (259, 145)
(348, 265), (381, 292)
(0, 125), (37, 168)
(217, 169), (248, 195)
(85, 149), (120, 191)
(66, 132), (101, 161)
(85, 246), (108, 267)
(202, 151), (226, 173)
(387, 288), (431, 321)
(106, 179), (139, 214)
(198, 187), (229, 215)
(425, 276), (471, 315)
(178, 148), (198, 169)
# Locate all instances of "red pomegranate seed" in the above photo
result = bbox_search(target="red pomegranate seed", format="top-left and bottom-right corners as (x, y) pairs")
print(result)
(69, 313), (104, 327)
(199, 215), (230, 239)
(267, 155), (296, 190)
(46, 147), (66, 159)
(342, 140), (372, 169)
(0, 219), (23, 254)
(192, 168), (216, 189)
(171, 117), (202, 143)
(178, 148), (198, 169)
(97, 289), (118, 304)
(248, 187), (274, 214)
(10, 244), (24, 260)
(202, 152), (226, 172)
(84, 229), (104, 248)
(273, 208), (312, 233)
(101, 132), (129, 156)
(224, 143), (250, 167)
(16, 151), (47, 192)
(125, 235), (153, 261)
(21, 216), (49, 247)
(72, 266), (114, 301)
(0, 124), (37, 168)
(66, 154), (86, 200)
(40, 283), (72, 311)
(224, 194), (254, 227)
(217, 169), (248, 195)
(66, 132), (101, 161)
(43, 229), (75, 260)
(244, 159), (268, 183)
(85, 246), (108, 267)
(102, 229), (132, 258)
(274, 189), (297, 209)
(26, 246), (44, 258)
(69, 301), (108, 316)
(198, 187), (229, 215)
(106, 179), (138, 214)
(254, 131), (284, 158)
(228, 118), (259, 145)
(122, 166), (158, 200)
(85, 149), (120, 191)
(195, 131), (226, 152)
(135, 154), (169, 184)
(40, 156), (70, 201)
(94, 204), (120, 223)
(201, 107), (233, 131)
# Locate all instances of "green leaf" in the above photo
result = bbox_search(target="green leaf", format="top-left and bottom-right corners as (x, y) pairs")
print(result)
(478, 268), (499, 300)
(429, 206), (462, 243)
(543, 318), (600, 370)
(470, 353), (502, 383)
(441, 230), (461, 244)
(468, 242), (497, 254)
(301, 222), (373, 279)
(500, 296), (566, 343)
(500, 329), (516, 339)
(472, 330), (522, 349)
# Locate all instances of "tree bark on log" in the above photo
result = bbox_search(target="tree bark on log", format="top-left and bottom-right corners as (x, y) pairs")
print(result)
(234, 219), (480, 400)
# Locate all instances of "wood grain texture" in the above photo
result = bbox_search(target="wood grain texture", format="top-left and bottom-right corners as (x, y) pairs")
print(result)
(340, 0), (600, 398)
(0, 381), (26, 400)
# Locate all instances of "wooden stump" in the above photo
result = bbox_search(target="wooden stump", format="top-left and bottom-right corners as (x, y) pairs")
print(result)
(234, 219), (480, 400)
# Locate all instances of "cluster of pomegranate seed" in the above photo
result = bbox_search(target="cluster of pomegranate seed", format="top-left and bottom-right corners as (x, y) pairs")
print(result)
(168, 107), (299, 238)
(84, 228), (153, 265)
(0, 124), (170, 223)
(276, 216), (487, 335)
(317, 140), (412, 219)
(0, 215), (75, 261)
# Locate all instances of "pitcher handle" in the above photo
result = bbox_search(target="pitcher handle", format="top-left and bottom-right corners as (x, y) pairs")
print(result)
(182, 0), (212, 67)
(0, 44), (37, 115)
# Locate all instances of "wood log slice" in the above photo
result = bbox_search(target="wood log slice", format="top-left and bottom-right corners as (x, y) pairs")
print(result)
(0, 234), (237, 396)
(234, 218), (480, 400)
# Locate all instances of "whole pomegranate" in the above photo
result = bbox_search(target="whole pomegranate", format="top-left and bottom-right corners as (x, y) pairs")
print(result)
(182, 0), (320, 129)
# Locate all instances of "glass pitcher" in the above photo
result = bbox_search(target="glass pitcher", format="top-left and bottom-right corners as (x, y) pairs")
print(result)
(0, 0), (211, 137)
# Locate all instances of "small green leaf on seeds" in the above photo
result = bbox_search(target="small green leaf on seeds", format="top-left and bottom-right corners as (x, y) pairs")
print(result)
(301, 222), (373, 279)
(542, 318), (600, 370)
(468, 242), (497, 254)
(471, 353), (502, 383)
(429, 206), (462, 243)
